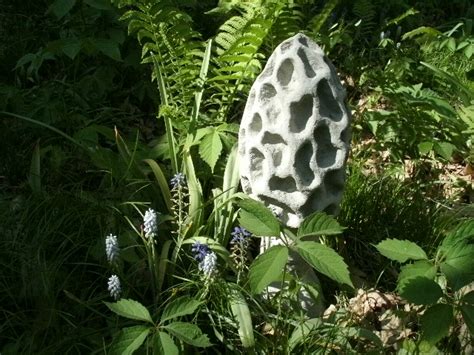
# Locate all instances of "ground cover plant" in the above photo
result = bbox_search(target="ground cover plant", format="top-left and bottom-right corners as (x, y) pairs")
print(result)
(1, 0), (473, 353)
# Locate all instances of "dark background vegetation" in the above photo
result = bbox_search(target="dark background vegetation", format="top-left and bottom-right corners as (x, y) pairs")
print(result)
(1, 0), (472, 353)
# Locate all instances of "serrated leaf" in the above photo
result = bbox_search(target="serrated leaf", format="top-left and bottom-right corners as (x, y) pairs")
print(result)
(238, 198), (280, 236)
(199, 129), (222, 172)
(51, 0), (76, 19)
(161, 296), (202, 323)
(375, 239), (428, 263)
(461, 291), (474, 335)
(399, 277), (443, 305)
(105, 299), (153, 323)
(440, 244), (474, 291)
(421, 304), (453, 344)
(249, 245), (288, 294)
(295, 241), (353, 287)
(398, 260), (437, 289)
(164, 322), (212, 347)
(109, 325), (150, 355)
(298, 212), (345, 238)
(154, 331), (179, 355)
(229, 287), (255, 348)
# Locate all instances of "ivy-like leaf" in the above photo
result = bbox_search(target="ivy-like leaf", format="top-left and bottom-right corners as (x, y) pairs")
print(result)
(93, 38), (122, 61)
(295, 241), (353, 287)
(164, 322), (212, 347)
(297, 212), (345, 238)
(238, 198), (280, 236)
(375, 239), (428, 263)
(249, 245), (288, 294)
(199, 129), (222, 172)
(154, 331), (179, 355)
(105, 299), (153, 324)
(161, 296), (202, 323)
(421, 304), (453, 345)
(109, 325), (150, 355)
(399, 277), (443, 305)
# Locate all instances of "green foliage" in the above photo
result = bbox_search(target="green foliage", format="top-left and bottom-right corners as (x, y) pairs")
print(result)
(375, 239), (428, 263)
(297, 211), (346, 238)
(238, 198), (280, 236)
(248, 245), (288, 294)
(295, 241), (353, 287)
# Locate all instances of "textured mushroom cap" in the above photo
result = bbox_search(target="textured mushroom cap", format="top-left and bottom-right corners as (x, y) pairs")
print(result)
(238, 33), (351, 228)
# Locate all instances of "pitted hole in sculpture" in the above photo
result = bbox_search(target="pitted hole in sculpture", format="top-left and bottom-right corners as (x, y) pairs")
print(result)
(277, 58), (294, 86)
(297, 48), (316, 78)
(260, 83), (277, 102)
(260, 57), (275, 79)
(289, 94), (314, 133)
(246, 90), (256, 109)
(301, 187), (324, 215)
(295, 141), (315, 186)
(249, 113), (262, 134)
(241, 176), (251, 193)
(340, 128), (350, 143)
(298, 36), (308, 47)
(272, 150), (282, 167)
(258, 194), (292, 223)
(317, 79), (342, 121)
(280, 41), (292, 53)
(249, 148), (265, 179)
(324, 169), (345, 197)
(262, 131), (286, 145)
(269, 176), (297, 193)
(266, 105), (280, 124)
(314, 124), (337, 168)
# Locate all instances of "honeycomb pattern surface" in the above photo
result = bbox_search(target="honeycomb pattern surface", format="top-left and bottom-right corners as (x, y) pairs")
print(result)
(239, 33), (351, 228)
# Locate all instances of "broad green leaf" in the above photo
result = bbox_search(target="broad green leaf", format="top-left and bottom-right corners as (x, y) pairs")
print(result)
(440, 244), (474, 291)
(61, 38), (81, 60)
(109, 325), (150, 355)
(421, 304), (453, 345)
(51, 0), (76, 19)
(104, 299), (153, 324)
(199, 129), (222, 172)
(418, 141), (433, 156)
(289, 318), (322, 351)
(93, 38), (122, 61)
(375, 239), (428, 263)
(433, 142), (455, 160)
(440, 220), (474, 250)
(164, 322), (212, 347)
(161, 296), (202, 323)
(229, 287), (255, 348)
(461, 291), (474, 335)
(249, 245), (288, 294)
(295, 241), (353, 287)
(398, 260), (437, 289)
(399, 277), (443, 305)
(154, 331), (179, 355)
(238, 198), (280, 236)
(297, 212), (345, 238)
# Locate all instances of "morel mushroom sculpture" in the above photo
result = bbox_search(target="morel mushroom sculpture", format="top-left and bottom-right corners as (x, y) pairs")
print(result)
(238, 33), (351, 228)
